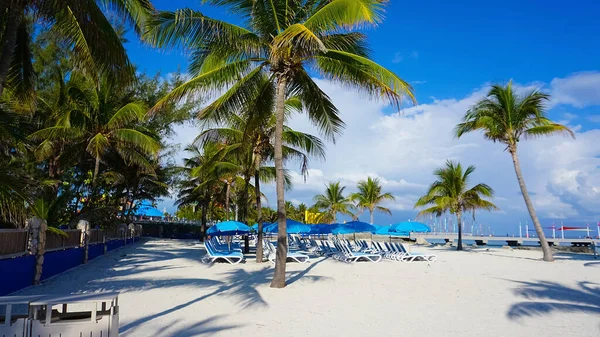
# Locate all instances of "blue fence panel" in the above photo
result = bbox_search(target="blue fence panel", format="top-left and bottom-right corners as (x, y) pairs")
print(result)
(41, 248), (83, 281)
(0, 255), (35, 295)
(126, 238), (134, 245)
(88, 243), (104, 260)
(106, 239), (123, 251)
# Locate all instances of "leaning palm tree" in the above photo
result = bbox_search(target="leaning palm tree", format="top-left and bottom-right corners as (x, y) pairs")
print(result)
(313, 181), (354, 223)
(415, 160), (498, 251)
(145, 0), (415, 288)
(0, 0), (155, 96)
(350, 177), (395, 224)
(455, 82), (574, 261)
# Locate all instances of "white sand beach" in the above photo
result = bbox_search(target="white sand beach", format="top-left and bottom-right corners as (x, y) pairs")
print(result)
(11, 239), (600, 337)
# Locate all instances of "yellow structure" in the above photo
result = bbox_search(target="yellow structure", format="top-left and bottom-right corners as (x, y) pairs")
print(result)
(305, 210), (322, 224)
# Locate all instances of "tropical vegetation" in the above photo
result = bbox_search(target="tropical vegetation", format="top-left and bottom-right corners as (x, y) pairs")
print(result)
(455, 82), (574, 260)
(414, 160), (498, 251)
(143, 0), (415, 287)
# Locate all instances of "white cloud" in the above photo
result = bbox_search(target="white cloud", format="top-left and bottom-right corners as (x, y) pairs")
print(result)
(162, 72), (600, 228)
(283, 77), (600, 225)
(549, 71), (600, 108)
(392, 52), (403, 63)
(588, 115), (600, 123)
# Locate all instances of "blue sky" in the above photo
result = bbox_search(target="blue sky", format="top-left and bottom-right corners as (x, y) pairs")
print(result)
(125, 1), (600, 235)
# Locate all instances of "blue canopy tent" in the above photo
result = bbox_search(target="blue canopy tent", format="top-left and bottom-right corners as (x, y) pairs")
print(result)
(134, 201), (163, 217)
(332, 221), (377, 235)
(265, 219), (311, 234)
(389, 221), (431, 236)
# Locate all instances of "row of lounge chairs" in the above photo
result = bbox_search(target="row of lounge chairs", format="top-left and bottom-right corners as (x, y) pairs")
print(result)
(202, 235), (435, 265)
(308, 238), (436, 263)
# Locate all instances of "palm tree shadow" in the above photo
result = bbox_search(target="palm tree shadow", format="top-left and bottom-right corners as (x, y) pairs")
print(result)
(506, 279), (600, 324)
(150, 315), (244, 337)
(120, 263), (330, 333)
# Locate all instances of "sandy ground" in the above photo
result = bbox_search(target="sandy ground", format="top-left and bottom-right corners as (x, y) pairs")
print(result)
(11, 238), (600, 337)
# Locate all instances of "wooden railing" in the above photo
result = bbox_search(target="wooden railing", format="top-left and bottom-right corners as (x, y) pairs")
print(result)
(45, 229), (82, 251)
(0, 229), (29, 257)
(89, 229), (104, 243)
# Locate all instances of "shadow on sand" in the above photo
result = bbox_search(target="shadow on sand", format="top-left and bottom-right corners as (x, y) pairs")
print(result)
(506, 279), (600, 323)
(15, 239), (331, 337)
(115, 242), (330, 336)
(152, 315), (243, 337)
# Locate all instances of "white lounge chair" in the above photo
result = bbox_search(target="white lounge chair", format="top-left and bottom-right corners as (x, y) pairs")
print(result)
(334, 240), (382, 263)
(201, 241), (245, 264)
(398, 243), (437, 262)
(264, 240), (310, 263)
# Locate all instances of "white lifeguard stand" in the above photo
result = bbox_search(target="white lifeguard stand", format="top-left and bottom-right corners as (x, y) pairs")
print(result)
(28, 293), (119, 337)
(0, 295), (45, 337)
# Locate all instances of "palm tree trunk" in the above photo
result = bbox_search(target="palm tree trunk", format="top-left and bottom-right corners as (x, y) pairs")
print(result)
(456, 211), (463, 251)
(370, 208), (374, 224)
(270, 76), (288, 289)
(240, 173), (251, 223)
(201, 203), (208, 242)
(92, 154), (101, 187)
(254, 161), (264, 263)
(225, 182), (230, 221)
(0, 1), (24, 96)
(509, 146), (553, 261)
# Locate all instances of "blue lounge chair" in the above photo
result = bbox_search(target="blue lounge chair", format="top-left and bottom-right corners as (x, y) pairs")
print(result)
(263, 239), (310, 263)
(397, 242), (437, 262)
(202, 241), (245, 264)
(333, 240), (382, 263)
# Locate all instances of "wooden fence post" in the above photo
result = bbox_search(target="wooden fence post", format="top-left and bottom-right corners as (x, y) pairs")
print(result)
(77, 220), (90, 263)
(27, 217), (47, 285)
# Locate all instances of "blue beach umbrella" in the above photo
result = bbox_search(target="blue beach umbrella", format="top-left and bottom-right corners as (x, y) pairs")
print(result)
(332, 221), (377, 235)
(134, 201), (163, 217)
(308, 223), (335, 235)
(265, 219), (311, 234)
(389, 221), (431, 235)
(207, 221), (251, 236)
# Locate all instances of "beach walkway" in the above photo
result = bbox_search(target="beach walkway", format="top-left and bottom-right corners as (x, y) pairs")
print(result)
(10, 239), (600, 337)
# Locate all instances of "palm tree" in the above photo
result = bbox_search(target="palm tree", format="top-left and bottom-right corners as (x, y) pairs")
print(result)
(415, 160), (498, 251)
(313, 182), (354, 224)
(195, 87), (325, 262)
(145, 1), (415, 288)
(177, 144), (228, 240)
(455, 82), (574, 260)
(0, 0), (155, 96)
(350, 177), (395, 224)
(30, 74), (161, 199)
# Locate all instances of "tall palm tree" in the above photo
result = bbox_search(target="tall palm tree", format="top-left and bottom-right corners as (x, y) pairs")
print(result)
(145, 1), (415, 288)
(195, 86), (325, 262)
(0, 0), (155, 96)
(30, 74), (161, 197)
(415, 160), (498, 251)
(455, 82), (574, 261)
(313, 181), (354, 223)
(350, 177), (395, 224)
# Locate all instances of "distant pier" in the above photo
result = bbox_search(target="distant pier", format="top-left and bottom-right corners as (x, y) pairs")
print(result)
(409, 233), (599, 247)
